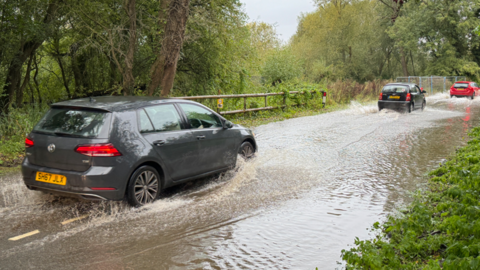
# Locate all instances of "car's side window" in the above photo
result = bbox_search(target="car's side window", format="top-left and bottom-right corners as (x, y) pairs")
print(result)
(138, 109), (155, 133)
(144, 104), (183, 132)
(410, 86), (418, 93)
(179, 103), (222, 129)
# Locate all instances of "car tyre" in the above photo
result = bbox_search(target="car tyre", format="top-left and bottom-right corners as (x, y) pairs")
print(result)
(127, 165), (161, 207)
(421, 100), (426, 111)
(471, 94), (475, 100)
(378, 106), (383, 111)
(239, 141), (255, 159)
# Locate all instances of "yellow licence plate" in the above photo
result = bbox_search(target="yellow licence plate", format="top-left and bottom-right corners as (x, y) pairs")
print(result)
(35, 172), (67, 186)
(389, 96), (400, 99)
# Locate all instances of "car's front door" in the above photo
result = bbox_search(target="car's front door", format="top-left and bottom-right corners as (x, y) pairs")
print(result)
(410, 86), (420, 109)
(139, 104), (201, 181)
(177, 103), (236, 173)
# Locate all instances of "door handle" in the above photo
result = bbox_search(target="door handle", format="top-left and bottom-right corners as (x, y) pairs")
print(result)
(197, 135), (206, 140)
(153, 140), (166, 146)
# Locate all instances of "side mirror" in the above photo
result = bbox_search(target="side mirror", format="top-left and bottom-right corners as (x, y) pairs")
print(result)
(421, 90), (427, 94)
(223, 120), (234, 129)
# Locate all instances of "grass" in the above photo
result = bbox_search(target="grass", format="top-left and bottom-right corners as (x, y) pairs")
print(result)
(342, 126), (480, 269)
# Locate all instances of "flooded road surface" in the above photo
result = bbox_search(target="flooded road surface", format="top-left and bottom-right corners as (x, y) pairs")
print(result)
(1, 94), (479, 269)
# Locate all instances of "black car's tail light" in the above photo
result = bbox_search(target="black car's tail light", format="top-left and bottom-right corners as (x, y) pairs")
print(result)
(75, 143), (122, 157)
(406, 93), (411, 101)
(379, 93), (383, 100)
(25, 137), (34, 148)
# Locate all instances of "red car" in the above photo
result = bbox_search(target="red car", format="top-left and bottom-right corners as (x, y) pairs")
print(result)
(450, 81), (480, 99)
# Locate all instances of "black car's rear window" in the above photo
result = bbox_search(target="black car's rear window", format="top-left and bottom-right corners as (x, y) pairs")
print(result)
(454, 83), (469, 88)
(382, 85), (408, 93)
(33, 108), (109, 138)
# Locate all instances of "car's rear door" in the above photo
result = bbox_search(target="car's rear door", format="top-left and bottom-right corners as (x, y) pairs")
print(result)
(177, 103), (236, 173)
(139, 104), (201, 181)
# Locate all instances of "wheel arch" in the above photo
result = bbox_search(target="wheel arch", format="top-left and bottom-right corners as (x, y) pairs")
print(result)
(124, 160), (166, 197)
(242, 137), (257, 152)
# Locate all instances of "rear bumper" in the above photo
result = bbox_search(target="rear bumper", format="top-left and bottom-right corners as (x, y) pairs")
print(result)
(378, 100), (410, 110)
(450, 90), (473, 96)
(21, 158), (126, 201)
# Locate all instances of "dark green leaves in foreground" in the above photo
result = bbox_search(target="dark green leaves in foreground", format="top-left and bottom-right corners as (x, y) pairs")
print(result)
(342, 126), (480, 269)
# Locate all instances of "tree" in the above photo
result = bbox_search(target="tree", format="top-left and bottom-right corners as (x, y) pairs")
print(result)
(147, 0), (190, 97)
(0, 0), (61, 112)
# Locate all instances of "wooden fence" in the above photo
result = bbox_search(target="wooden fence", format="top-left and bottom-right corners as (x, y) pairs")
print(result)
(175, 90), (326, 115)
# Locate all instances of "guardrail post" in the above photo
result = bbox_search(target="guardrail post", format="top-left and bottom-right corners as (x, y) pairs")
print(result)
(265, 95), (267, 107)
(243, 97), (246, 114)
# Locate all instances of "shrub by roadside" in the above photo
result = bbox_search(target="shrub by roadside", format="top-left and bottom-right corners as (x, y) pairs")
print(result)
(342, 127), (480, 269)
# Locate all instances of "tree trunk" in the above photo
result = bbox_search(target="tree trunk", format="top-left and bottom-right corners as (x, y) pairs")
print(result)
(122, 0), (137, 96)
(70, 43), (84, 97)
(147, 0), (190, 97)
(400, 46), (409, 77)
(16, 54), (34, 107)
(33, 54), (42, 104)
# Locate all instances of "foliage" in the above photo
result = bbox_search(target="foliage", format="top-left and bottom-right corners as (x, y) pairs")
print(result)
(388, 0), (480, 80)
(342, 126), (480, 269)
(291, 0), (393, 82)
(261, 47), (303, 86)
(292, 0), (480, 81)
(0, 105), (49, 166)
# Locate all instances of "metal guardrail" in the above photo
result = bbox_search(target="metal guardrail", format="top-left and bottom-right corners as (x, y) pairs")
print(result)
(396, 76), (467, 94)
(175, 90), (326, 115)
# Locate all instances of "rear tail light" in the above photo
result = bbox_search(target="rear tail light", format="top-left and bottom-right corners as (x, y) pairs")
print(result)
(75, 143), (122, 157)
(90, 187), (116, 191)
(379, 93), (383, 100)
(406, 93), (411, 101)
(25, 137), (34, 148)
(323, 91), (327, 97)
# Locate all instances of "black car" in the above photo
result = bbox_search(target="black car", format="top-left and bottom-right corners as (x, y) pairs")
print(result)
(378, 83), (426, 113)
(22, 96), (257, 207)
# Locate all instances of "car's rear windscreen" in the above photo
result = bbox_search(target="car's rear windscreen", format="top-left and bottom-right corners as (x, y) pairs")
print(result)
(382, 85), (408, 93)
(454, 83), (469, 88)
(33, 108), (109, 138)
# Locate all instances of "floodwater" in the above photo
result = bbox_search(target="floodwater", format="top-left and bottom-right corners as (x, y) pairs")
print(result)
(0, 94), (478, 269)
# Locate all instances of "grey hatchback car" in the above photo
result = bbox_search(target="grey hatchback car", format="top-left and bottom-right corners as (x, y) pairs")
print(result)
(22, 96), (256, 206)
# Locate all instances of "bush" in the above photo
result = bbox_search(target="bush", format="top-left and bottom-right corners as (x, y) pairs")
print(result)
(0, 105), (49, 166)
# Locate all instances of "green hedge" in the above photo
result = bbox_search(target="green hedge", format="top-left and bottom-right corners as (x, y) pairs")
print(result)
(342, 127), (480, 269)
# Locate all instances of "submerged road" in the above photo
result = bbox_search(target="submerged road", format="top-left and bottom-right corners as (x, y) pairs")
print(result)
(1, 94), (478, 269)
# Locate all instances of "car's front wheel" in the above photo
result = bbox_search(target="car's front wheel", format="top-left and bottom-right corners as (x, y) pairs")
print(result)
(421, 100), (426, 111)
(127, 165), (160, 207)
(239, 141), (255, 159)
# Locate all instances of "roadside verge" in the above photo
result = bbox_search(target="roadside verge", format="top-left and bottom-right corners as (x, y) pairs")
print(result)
(342, 126), (480, 268)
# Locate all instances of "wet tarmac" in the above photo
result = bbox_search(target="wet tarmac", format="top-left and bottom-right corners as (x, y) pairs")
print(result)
(0, 93), (478, 269)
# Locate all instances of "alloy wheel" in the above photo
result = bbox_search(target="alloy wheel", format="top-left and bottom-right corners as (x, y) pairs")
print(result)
(240, 142), (254, 159)
(133, 170), (158, 205)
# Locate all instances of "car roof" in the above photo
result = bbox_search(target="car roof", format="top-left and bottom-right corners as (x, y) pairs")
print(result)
(384, 82), (417, 88)
(51, 96), (195, 112)
(454, 81), (473, 83)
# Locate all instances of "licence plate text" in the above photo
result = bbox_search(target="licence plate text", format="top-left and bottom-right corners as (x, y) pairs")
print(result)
(389, 96), (400, 99)
(35, 172), (67, 185)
